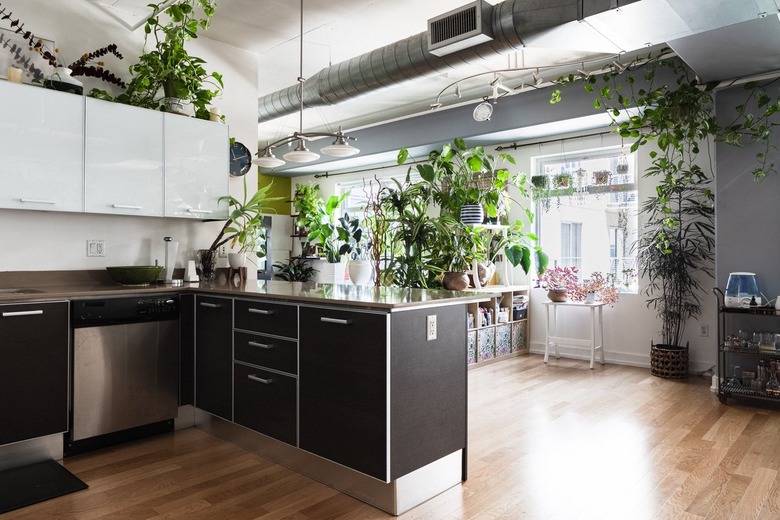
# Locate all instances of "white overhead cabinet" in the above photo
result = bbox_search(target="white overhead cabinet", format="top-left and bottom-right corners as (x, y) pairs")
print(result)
(164, 114), (229, 220)
(0, 81), (84, 213)
(84, 98), (164, 216)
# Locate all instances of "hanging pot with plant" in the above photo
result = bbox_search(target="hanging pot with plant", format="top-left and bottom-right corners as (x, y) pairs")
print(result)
(593, 170), (611, 185)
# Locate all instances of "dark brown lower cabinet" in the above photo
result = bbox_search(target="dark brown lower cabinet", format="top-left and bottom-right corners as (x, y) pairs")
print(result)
(195, 295), (233, 420)
(233, 363), (296, 445)
(0, 301), (68, 446)
(299, 306), (389, 481)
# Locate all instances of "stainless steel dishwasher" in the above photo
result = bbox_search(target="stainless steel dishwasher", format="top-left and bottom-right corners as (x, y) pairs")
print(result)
(69, 295), (179, 452)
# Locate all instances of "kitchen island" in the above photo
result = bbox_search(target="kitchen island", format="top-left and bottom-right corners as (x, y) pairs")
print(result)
(0, 270), (495, 515)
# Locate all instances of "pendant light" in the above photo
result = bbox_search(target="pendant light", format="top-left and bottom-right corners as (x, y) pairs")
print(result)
(254, 0), (359, 169)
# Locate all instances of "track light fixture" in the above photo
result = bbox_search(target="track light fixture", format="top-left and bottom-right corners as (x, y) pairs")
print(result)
(255, 0), (359, 169)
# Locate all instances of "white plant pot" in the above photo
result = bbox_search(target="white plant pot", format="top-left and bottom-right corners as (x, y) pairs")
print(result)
(312, 259), (347, 284)
(348, 259), (373, 285)
(584, 292), (596, 304)
(228, 252), (246, 269)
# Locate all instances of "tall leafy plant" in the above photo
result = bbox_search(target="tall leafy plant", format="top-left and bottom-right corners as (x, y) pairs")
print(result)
(552, 52), (778, 347)
(102, 0), (223, 119)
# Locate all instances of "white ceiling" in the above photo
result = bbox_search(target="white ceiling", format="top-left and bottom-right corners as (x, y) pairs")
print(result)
(93, 0), (780, 170)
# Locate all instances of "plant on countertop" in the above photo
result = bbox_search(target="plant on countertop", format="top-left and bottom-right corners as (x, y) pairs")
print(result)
(551, 50), (779, 348)
(95, 0), (223, 119)
(210, 177), (282, 255)
(273, 257), (316, 282)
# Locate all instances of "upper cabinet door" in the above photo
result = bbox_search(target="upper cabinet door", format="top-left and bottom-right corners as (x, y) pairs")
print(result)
(85, 98), (164, 216)
(0, 82), (84, 212)
(164, 114), (229, 219)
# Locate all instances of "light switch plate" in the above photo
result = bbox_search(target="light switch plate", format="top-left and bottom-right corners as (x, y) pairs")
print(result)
(87, 239), (105, 257)
(426, 315), (437, 341)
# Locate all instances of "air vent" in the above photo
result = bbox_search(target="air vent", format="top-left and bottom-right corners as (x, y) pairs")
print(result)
(427, 0), (494, 57)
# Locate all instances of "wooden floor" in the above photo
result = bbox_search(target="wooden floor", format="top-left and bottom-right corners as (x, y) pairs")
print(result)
(6, 354), (780, 520)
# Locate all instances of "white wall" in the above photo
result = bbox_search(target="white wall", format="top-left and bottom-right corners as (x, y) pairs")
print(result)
(0, 2), (259, 275)
(295, 132), (718, 373)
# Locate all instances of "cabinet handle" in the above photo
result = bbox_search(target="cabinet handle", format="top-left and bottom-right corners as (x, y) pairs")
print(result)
(248, 308), (274, 315)
(248, 341), (274, 350)
(199, 302), (221, 308)
(1, 310), (44, 317)
(248, 374), (274, 385)
(320, 317), (352, 325)
(188, 209), (213, 215)
(112, 204), (142, 210)
(19, 198), (56, 205)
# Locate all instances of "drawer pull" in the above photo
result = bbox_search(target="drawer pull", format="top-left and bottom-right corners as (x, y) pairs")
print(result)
(248, 374), (274, 385)
(248, 308), (274, 315)
(2, 310), (44, 317)
(320, 317), (352, 325)
(199, 302), (221, 308)
(112, 204), (143, 210)
(248, 341), (274, 350)
(187, 209), (213, 215)
(20, 198), (56, 205)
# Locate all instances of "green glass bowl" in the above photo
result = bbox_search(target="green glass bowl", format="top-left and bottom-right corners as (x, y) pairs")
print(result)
(106, 266), (163, 286)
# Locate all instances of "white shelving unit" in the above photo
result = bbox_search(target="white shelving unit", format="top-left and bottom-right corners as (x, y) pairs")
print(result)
(465, 285), (529, 367)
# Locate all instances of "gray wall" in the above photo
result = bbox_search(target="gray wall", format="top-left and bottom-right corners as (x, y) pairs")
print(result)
(715, 83), (780, 300)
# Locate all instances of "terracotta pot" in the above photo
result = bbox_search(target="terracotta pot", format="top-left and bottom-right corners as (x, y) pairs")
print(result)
(547, 289), (568, 302)
(443, 272), (470, 291)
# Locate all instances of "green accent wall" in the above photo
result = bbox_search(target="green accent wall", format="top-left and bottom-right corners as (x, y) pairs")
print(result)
(259, 172), (291, 215)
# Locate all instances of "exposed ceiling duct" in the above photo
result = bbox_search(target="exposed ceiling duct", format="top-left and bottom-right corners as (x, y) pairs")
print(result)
(257, 0), (779, 124)
(257, 0), (642, 123)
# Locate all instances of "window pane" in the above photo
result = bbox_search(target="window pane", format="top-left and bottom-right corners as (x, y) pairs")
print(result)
(536, 147), (638, 292)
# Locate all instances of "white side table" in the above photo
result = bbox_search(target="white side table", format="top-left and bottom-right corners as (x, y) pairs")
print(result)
(543, 300), (606, 369)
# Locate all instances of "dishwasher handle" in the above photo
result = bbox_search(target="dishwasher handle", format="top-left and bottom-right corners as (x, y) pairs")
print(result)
(1, 309), (44, 317)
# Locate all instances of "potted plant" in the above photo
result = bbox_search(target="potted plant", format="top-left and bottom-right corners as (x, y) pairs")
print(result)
(440, 222), (484, 291)
(538, 265), (579, 302)
(272, 257), (316, 282)
(291, 182), (320, 235)
(109, 0), (223, 119)
(553, 173), (572, 189)
(399, 139), (522, 224)
(570, 272), (620, 305)
(337, 212), (373, 285)
(306, 192), (349, 283)
(593, 170), (611, 185)
(200, 178), (280, 280)
(530, 174), (552, 212)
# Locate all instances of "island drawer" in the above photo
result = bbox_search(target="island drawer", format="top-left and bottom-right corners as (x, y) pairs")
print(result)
(234, 331), (297, 375)
(233, 362), (296, 446)
(234, 299), (297, 338)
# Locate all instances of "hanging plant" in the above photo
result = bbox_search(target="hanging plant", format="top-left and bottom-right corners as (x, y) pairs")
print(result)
(550, 50), (779, 347)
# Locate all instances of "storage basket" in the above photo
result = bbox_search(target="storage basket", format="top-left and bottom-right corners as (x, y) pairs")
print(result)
(650, 343), (689, 379)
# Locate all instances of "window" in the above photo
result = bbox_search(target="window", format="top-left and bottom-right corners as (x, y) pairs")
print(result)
(336, 172), (423, 217)
(560, 222), (582, 271)
(535, 146), (638, 292)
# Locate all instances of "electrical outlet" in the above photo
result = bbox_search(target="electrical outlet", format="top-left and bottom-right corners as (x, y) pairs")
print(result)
(700, 324), (709, 337)
(219, 245), (228, 258)
(87, 239), (105, 257)
(426, 315), (437, 341)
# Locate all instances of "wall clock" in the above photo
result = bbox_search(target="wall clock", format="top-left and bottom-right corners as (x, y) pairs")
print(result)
(230, 141), (252, 177)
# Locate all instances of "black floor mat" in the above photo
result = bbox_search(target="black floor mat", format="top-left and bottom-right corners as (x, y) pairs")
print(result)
(0, 459), (88, 514)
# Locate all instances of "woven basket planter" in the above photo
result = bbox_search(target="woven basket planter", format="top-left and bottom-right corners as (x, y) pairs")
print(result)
(650, 343), (689, 379)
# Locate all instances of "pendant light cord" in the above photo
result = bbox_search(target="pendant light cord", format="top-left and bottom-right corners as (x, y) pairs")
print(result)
(297, 0), (304, 139)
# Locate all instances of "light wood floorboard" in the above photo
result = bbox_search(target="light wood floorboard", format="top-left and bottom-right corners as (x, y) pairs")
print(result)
(5, 354), (780, 520)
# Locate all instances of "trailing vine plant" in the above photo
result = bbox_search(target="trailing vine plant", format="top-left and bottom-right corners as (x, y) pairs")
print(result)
(550, 50), (779, 347)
